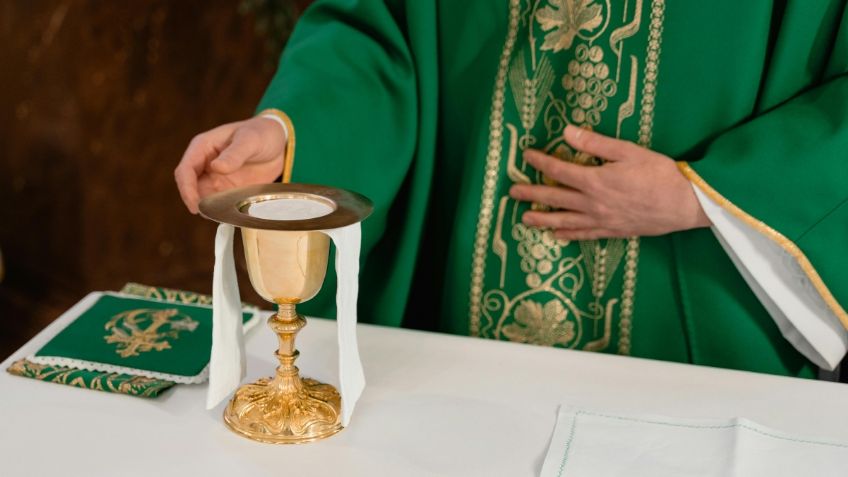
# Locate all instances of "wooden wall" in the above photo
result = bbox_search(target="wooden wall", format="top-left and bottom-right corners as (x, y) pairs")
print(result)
(0, 1), (307, 356)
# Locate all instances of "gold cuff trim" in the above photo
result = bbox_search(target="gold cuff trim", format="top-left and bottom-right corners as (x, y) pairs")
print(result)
(258, 108), (295, 183)
(677, 161), (848, 330)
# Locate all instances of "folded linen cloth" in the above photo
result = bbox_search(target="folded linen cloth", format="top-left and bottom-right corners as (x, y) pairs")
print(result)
(541, 405), (848, 477)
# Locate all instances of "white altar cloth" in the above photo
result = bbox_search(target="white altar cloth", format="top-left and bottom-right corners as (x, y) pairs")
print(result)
(2, 311), (848, 476)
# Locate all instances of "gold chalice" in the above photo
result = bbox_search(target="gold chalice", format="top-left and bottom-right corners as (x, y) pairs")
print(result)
(200, 183), (372, 444)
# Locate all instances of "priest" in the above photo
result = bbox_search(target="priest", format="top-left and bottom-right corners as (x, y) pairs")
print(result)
(175, 0), (848, 379)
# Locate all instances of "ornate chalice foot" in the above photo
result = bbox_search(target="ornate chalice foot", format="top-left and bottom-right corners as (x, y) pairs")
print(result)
(223, 304), (342, 444)
(223, 375), (342, 444)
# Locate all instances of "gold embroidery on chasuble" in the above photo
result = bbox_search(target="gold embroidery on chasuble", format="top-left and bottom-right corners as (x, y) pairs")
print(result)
(469, 0), (665, 354)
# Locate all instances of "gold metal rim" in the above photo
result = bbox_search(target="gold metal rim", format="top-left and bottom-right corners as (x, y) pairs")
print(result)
(199, 183), (373, 231)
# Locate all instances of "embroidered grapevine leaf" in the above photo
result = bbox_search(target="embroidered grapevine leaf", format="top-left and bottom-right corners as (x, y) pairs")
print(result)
(515, 299), (544, 327)
(536, 0), (604, 52)
(544, 299), (568, 323)
(503, 299), (575, 346)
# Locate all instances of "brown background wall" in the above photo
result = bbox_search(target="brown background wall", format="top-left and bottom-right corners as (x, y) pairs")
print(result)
(0, 1), (309, 357)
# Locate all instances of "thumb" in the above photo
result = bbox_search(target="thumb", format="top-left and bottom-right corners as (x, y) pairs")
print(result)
(209, 132), (258, 174)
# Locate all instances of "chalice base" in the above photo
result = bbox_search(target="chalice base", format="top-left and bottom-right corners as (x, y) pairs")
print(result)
(223, 374), (343, 444)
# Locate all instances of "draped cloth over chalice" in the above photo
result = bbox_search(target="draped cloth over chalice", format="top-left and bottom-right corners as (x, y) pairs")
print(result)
(199, 183), (372, 444)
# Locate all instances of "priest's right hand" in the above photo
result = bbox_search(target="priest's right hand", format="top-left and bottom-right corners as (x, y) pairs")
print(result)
(174, 116), (286, 214)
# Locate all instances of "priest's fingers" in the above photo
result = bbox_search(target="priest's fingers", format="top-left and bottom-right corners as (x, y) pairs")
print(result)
(523, 149), (591, 190)
(509, 184), (588, 211)
(209, 127), (261, 174)
(175, 160), (201, 214)
(522, 210), (595, 229)
(563, 124), (641, 162)
(553, 228), (620, 240)
(197, 175), (220, 200)
(175, 122), (241, 214)
(175, 135), (214, 213)
(174, 152), (200, 214)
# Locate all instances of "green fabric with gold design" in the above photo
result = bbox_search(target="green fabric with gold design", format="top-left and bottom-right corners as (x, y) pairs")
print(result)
(7, 359), (174, 398)
(35, 293), (223, 379)
(257, 0), (848, 378)
(120, 282), (214, 306)
(8, 284), (257, 397)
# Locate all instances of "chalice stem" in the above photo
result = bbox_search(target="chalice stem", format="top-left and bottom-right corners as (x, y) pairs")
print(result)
(270, 303), (306, 392)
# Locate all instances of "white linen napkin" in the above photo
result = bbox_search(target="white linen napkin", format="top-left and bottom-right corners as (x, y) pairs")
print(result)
(541, 405), (848, 477)
(206, 224), (245, 409)
(207, 217), (365, 427)
(322, 223), (365, 426)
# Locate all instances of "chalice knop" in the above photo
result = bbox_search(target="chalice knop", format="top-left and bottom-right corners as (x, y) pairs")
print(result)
(200, 183), (372, 444)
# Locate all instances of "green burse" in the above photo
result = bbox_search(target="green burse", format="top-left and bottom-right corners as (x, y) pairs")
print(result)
(7, 283), (260, 397)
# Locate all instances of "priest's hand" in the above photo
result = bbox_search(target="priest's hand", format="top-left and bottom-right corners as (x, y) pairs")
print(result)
(509, 125), (710, 240)
(174, 117), (286, 214)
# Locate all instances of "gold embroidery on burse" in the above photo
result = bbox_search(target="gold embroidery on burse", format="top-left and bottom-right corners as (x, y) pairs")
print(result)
(104, 308), (199, 358)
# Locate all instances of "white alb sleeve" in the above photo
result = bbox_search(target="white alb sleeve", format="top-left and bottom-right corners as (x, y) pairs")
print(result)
(692, 184), (848, 370)
(260, 113), (289, 141)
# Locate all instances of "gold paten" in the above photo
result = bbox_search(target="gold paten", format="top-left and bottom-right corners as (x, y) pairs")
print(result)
(199, 183), (372, 444)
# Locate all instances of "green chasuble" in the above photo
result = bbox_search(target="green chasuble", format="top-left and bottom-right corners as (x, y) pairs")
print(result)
(257, 0), (848, 378)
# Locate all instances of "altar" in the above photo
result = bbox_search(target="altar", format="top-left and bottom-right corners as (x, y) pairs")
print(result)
(2, 309), (848, 476)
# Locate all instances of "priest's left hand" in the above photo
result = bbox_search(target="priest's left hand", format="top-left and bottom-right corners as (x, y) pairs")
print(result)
(509, 125), (710, 240)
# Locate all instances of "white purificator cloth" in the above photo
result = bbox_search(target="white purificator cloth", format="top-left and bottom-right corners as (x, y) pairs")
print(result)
(207, 199), (365, 427)
(541, 405), (848, 477)
(208, 224), (245, 408)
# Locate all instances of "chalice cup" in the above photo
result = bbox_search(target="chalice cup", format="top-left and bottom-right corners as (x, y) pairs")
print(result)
(200, 183), (372, 444)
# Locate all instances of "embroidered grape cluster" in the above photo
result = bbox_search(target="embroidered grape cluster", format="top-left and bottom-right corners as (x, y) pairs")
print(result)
(562, 44), (616, 127)
(512, 223), (568, 288)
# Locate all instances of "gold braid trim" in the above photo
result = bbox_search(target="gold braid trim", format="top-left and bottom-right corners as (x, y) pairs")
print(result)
(677, 161), (848, 330)
(258, 108), (296, 183)
(469, 0), (522, 337)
